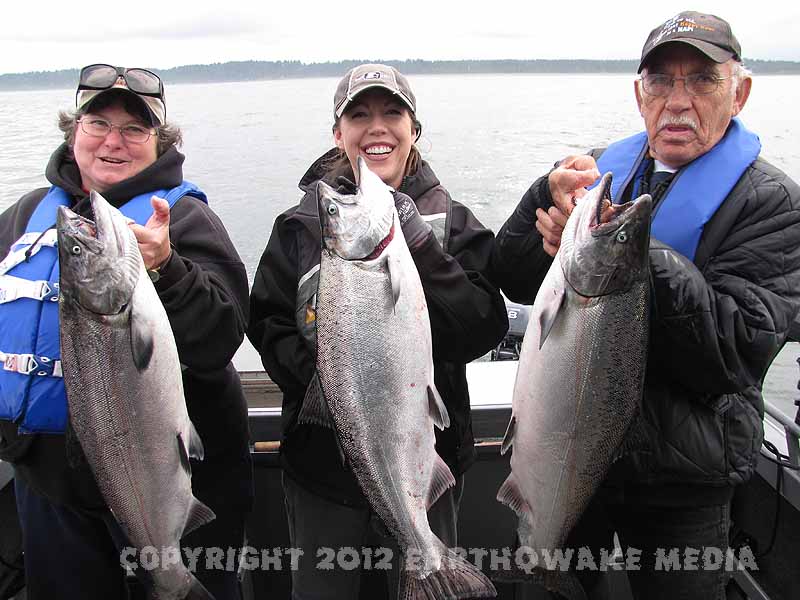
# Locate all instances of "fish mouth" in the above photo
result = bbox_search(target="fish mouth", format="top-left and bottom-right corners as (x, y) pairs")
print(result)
(583, 173), (651, 237)
(56, 206), (104, 255)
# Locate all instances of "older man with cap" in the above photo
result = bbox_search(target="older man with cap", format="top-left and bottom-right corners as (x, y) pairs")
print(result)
(248, 62), (507, 599)
(491, 11), (800, 600)
(0, 64), (252, 599)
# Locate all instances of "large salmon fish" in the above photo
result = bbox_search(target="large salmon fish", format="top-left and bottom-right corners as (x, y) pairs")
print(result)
(57, 191), (215, 600)
(498, 173), (652, 599)
(301, 157), (496, 600)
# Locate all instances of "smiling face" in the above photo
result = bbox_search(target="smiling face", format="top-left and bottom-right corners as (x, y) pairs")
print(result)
(333, 88), (416, 189)
(635, 44), (751, 168)
(72, 103), (158, 193)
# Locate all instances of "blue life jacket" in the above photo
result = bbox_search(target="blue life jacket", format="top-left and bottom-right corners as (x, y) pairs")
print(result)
(0, 182), (206, 433)
(594, 117), (761, 261)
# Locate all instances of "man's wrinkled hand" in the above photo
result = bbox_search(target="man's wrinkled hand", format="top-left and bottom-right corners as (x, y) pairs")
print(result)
(548, 155), (601, 217)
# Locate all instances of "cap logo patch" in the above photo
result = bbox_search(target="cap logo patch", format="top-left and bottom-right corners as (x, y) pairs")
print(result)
(363, 71), (383, 80)
(649, 13), (717, 48)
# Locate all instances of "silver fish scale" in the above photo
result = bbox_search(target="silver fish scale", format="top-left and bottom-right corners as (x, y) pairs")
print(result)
(510, 260), (649, 553)
(316, 244), (444, 569)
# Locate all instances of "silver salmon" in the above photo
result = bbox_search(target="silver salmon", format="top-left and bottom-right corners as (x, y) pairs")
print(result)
(497, 173), (652, 598)
(301, 157), (496, 600)
(57, 191), (215, 600)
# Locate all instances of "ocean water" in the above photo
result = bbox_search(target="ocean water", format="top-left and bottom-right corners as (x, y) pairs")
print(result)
(1, 73), (799, 420)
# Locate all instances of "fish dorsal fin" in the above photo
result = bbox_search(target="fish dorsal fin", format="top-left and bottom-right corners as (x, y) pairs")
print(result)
(538, 285), (566, 349)
(298, 373), (334, 429)
(428, 455), (456, 509)
(427, 385), (450, 430)
(188, 421), (205, 461)
(129, 301), (154, 371)
(496, 473), (530, 517)
(500, 415), (516, 455)
(183, 497), (216, 537)
(387, 252), (402, 308)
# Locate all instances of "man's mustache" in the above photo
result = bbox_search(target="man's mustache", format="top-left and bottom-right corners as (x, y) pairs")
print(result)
(657, 115), (698, 132)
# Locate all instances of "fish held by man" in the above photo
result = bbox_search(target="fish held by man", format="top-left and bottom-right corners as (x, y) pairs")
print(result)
(300, 157), (496, 599)
(496, 173), (652, 599)
(57, 191), (216, 600)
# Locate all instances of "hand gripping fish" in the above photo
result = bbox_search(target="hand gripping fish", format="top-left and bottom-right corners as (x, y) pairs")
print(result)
(300, 157), (497, 600)
(57, 192), (216, 600)
(497, 174), (652, 600)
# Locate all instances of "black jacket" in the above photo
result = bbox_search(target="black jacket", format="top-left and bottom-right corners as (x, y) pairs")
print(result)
(0, 144), (253, 512)
(248, 152), (508, 506)
(492, 148), (800, 503)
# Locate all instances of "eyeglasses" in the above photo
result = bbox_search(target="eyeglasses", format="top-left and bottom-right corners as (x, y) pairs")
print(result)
(640, 73), (729, 97)
(77, 64), (164, 99)
(77, 117), (157, 144)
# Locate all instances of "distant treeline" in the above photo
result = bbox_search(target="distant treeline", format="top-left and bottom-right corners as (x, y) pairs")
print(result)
(2, 58), (800, 90)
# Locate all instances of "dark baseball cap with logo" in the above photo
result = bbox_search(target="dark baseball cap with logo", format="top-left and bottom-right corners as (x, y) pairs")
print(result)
(638, 11), (742, 73)
(333, 63), (416, 119)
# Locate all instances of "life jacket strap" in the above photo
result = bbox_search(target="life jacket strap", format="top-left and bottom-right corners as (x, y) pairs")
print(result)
(0, 352), (63, 377)
(0, 229), (59, 274)
(0, 276), (59, 304)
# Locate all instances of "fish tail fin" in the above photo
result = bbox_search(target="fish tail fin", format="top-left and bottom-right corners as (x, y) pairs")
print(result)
(399, 543), (497, 600)
(184, 574), (216, 600)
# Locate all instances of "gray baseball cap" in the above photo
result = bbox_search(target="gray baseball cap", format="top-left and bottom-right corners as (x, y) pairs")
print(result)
(638, 11), (742, 73)
(333, 64), (416, 119)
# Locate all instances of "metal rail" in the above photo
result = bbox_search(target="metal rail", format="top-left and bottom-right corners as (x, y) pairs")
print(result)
(763, 399), (800, 467)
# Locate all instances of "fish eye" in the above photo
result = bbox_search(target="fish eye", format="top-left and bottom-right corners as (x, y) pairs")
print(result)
(71, 245), (82, 255)
(616, 231), (628, 244)
(327, 204), (337, 215)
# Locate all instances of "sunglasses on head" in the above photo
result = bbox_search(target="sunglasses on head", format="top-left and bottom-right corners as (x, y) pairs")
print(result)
(77, 64), (164, 100)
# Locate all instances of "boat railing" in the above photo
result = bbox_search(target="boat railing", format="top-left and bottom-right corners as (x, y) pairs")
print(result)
(763, 399), (800, 469)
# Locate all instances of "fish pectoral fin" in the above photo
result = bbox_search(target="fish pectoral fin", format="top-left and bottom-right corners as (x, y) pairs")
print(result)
(497, 473), (530, 518)
(428, 455), (456, 509)
(183, 497), (216, 537)
(129, 302), (154, 372)
(427, 385), (450, 430)
(188, 421), (205, 461)
(387, 252), (402, 308)
(500, 415), (516, 455)
(297, 373), (334, 429)
(538, 285), (566, 349)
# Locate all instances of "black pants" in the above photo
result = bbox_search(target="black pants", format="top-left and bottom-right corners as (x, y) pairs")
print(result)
(282, 473), (465, 600)
(15, 476), (245, 600)
(565, 484), (732, 600)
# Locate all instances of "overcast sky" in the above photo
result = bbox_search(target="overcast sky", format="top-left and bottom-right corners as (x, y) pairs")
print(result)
(1, 1), (798, 76)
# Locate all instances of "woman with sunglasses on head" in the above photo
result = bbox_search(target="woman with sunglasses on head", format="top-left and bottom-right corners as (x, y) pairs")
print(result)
(248, 63), (508, 598)
(0, 64), (252, 600)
